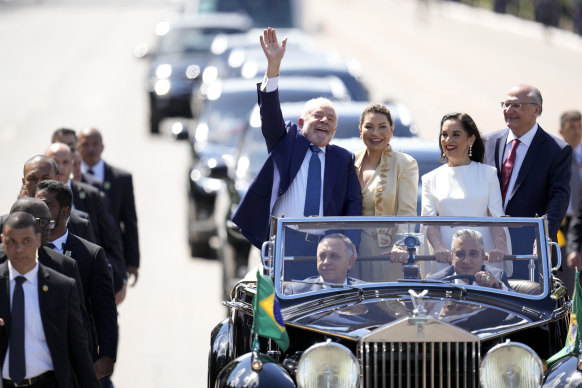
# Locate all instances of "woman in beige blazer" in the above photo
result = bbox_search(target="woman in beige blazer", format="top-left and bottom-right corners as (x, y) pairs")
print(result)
(353, 104), (419, 282)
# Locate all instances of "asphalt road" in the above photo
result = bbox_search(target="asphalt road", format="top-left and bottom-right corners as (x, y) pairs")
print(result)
(0, 0), (581, 387)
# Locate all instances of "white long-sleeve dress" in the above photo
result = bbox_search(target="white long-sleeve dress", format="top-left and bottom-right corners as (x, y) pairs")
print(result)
(421, 161), (512, 276)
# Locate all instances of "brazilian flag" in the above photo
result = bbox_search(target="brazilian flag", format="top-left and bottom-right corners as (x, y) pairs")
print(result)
(547, 271), (582, 366)
(252, 270), (290, 352)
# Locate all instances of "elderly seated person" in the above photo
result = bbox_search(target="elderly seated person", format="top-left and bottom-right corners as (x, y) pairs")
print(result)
(285, 233), (365, 294)
(427, 229), (510, 290)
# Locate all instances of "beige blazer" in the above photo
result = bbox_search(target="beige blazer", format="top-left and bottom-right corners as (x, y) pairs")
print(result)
(353, 146), (419, 280)
(355, 146), (419, 218)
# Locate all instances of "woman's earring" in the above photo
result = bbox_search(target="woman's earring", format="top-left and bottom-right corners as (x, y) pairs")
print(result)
(469, 144), (473, 157)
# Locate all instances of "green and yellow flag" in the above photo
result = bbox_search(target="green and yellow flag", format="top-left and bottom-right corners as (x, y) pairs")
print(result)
(251, 270), (290, 352)
(547, 271), (582, 366)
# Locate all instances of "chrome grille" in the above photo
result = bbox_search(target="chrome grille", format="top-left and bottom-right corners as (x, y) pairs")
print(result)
(360, 341), (480, 388)
(359, 317), (481, 388)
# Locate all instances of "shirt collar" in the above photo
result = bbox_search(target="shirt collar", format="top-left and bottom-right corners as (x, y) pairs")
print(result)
(318, 275), (348, 286)
(49, 229), (69, 252)
(8, 260), (39, 284)
(507, 123), (538, 147)
(81, 159), (105, 176)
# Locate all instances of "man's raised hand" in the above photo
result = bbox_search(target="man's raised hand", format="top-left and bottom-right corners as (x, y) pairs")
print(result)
(260, 27), (287, 78)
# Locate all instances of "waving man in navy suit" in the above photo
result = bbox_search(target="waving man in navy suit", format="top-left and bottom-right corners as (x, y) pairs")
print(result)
(232, 28), (362, 250)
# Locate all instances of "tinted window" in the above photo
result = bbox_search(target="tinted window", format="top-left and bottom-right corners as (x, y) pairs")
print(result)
(197, 0), (294, 28)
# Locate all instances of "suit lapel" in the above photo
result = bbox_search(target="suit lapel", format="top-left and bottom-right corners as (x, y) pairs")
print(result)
(495, 132), (509, 181)
(510, 128), (544, 200)
(37, 264), (51, 317)
(323, 146), (338, 211)
(0, 264), (11, 328)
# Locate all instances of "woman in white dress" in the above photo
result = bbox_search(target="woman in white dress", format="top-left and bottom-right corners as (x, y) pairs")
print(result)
(421, 113), (509, 275)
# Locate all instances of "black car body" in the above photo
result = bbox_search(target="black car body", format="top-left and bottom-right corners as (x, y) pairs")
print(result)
(209, 216), (574, 387)
(185, 76), (351, 257)
(213, 101), (434, 297)
(143, 13), (252, 133)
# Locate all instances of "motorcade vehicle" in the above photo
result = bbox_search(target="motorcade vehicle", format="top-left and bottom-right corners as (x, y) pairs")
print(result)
(194, 0), (302, 29)
(213, 101), (434, 299)
(199, 29), (316, 94)
(208, 215), (573, 387)
(181, 77), (351, 257)
(229, 52), (370, 102)
(139, 13), (252, 134)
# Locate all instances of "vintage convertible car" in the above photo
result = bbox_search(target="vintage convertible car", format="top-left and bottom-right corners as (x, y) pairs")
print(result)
(208, 216), (580, 387)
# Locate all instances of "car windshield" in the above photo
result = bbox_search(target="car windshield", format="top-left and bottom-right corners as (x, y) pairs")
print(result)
(271, 217), (549, 298)
(158, 27), (242, 55)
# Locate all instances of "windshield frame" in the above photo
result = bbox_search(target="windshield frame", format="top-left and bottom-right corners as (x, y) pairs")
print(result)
(266, 216), (551, 301)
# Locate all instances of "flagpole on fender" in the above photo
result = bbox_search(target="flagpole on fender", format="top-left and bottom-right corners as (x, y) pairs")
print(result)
(251, 334), (263, 371)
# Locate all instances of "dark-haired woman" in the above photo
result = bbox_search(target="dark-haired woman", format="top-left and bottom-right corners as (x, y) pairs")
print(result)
(421, 113), (510, 276)
(354, 104), (419, 281)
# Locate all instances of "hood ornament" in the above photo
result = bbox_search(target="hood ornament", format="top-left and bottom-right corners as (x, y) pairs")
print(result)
(409, 289), (428, 337)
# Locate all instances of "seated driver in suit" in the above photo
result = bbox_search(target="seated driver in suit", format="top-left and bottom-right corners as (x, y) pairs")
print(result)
(427, 229), (511, 290)
(285, 233), (365, 295)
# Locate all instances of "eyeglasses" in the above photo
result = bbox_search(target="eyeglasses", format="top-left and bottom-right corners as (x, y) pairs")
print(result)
(500, 101), (538, 110)
(35, 217), (55, 230)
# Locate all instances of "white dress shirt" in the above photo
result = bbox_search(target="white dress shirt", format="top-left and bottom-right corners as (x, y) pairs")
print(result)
(49, 229), (69, 255)
(502, 123), (538, 210)
(2, 261), (53, 379)
(81, 159), (105, 183)
(261, 75), (326, 218)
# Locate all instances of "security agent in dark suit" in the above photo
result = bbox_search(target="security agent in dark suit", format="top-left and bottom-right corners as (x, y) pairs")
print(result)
(45, 143), (126, 292)
(20, 155), (97, 244)
(78, 128), (140, 292)
(285, 233), (364, 295)
(232, 28), (362, 250)
(35, 180), (118, 380)
(557, 110), (582, 294)
(0, 212), (100, 387)
(484, 84), (571, 274)
(426, 229), (511, 291)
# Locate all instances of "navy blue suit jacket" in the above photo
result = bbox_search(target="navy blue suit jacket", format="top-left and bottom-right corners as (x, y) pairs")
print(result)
(232, 85), (362, 249)
(484, 126), (571, 240)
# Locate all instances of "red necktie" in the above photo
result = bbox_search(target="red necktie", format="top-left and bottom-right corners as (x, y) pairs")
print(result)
(501, 139), (521, 202)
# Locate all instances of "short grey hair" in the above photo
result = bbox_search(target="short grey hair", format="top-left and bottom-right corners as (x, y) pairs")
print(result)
(320, 233), (355, 256)
(526, 86), (543, 115)
(451, 229), (484, 252)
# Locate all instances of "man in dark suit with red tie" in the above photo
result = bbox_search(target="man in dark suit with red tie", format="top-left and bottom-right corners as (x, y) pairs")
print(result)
(232, 28), (362, 250)
(484, 84), (571, 275)
(0, 212), (99, 387)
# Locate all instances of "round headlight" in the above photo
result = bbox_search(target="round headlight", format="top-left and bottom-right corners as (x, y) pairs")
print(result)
(480, 340), (543, 387)
(296, 340), (359, 388)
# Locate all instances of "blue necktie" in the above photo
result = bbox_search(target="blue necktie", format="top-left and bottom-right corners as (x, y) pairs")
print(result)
(10, 276), (26, 384)
(304, 145), (322, 217)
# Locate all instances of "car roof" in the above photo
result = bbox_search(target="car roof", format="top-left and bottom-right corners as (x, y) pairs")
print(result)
(210, 28), (315, 55)
(204, 76), (350, 101)
(163, 13), (254, 31)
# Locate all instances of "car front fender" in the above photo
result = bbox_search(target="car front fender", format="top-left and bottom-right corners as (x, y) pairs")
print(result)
(214, 352), (295, 388)
(544, 356), (582, 387)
